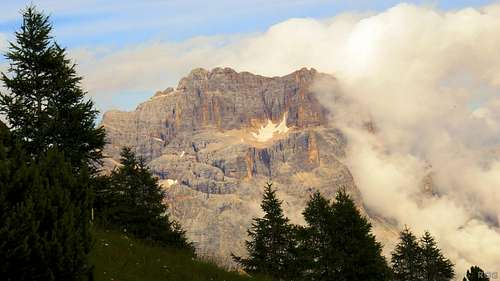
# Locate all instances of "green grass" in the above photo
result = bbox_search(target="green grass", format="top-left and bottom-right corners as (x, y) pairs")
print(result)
(90, 227), (271, 281)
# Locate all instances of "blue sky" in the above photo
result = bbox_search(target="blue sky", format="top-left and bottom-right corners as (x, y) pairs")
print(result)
(0, 0), (497, 115)
(0, 1), (494, 47)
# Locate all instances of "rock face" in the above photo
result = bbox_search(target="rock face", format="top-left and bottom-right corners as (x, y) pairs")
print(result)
(101, 67), (395, 265)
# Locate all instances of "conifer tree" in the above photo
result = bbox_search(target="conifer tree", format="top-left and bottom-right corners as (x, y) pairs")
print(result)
(420, 231), (454, 281)
(301, 191), (336, 280)
(392, 227), (424, 281)
(233, 182), (298, 280)
(463, 266), (490, 281)
(0, 6), (105, 168)
(328, 189), (390, 281)
(0, 122), (94, 281)
(95, 147), (192, 250)
(0, 6), (100, 279)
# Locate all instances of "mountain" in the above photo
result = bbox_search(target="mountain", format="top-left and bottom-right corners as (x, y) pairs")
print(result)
(101, 67), (397, 265)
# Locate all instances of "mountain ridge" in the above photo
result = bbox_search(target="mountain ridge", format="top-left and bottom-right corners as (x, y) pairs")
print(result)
(100, 67), (397, 266)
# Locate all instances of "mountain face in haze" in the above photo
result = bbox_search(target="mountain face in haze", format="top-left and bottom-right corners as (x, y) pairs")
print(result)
(101, 67), (395, 264)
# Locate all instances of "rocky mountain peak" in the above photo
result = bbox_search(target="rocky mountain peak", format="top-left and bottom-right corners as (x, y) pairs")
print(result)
(99, 67), (389, 265)
(287, 67), (318, 82)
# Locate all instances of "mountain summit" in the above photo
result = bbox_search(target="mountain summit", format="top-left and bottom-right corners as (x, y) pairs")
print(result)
(101, 67), (394, 264)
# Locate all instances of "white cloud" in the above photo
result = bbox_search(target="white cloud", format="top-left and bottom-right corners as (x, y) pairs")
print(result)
(72, 3), (500, 274)
(0, 33), (8, 94)
(0, 33), (6, 50)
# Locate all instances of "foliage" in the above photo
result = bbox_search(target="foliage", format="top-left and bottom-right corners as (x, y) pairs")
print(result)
(392, 227), (454, 281)
(420, 231), (454, 281)
(0, 123), (94, 281)
(463, 266), (490, 281)
(300, 191), (336, 280)
(0, 6), (105, 169)
(392, 227), (425, 281)
(94, 147), (192, 251)
(233, 182), (299, 280)
(325, 189), (390, 281)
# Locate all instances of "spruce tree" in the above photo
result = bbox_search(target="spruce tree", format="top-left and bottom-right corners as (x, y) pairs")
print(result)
(420, 231), (454, 281)
(463, 266), (490, 281)
(392, 227), (424, 281)
(95, 147), (192, 250)
(301, 191), (336, 280)
(0, 6), (105, 168)
(328, 189), (390, 281)
(0, 6), (102, 280)
(0, 123), (94, 281)
(233, 182), (298, 280)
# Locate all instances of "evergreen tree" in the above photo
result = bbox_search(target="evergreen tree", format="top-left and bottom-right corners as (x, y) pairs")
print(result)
(392, 227), (424, 281)
(233, 182), (298, 280)
(463, 266), (490, 281)
(328, 189), (390, 281)
(0, 123), (94, 281)
(0, 6), (105, 168)
(95, 147), (192, 250)
(301, 191), (336, 280)
(420, 231), (454, 281)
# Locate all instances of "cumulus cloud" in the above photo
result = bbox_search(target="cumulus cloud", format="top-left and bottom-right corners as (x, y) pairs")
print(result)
(73, 3), (500, 274)
(304, 3), (500, 275)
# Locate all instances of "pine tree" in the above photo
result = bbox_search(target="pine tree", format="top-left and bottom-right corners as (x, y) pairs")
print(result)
(463, 266), (490, 281)
(0, 123), (94, 281)
(0, 6), (105, 169)
(328, 189), (390, 281)
(95, 147), (192, 250)
(301, 191), (336, 280)
(420, 231), (454, 281)
(392, 227), (424, 281)
(0, 7), (102, 280)
(233, 182), (298, 280)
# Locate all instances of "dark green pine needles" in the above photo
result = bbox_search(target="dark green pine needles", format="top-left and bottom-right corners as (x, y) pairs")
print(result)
(235, 185), (390, 281)
(391, 227), (454, 281)
(0, 6), (105, 169)
(0, 122), (94, 281)
(233, 182), (299, 280)
(0, 6), (106, 281)
(301, 190), (390, 281)
(463, 266), (490, 281)
(94, 147), (193, 251)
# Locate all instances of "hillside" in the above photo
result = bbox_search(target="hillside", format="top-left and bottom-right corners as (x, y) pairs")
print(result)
(90, 227), (270, 281)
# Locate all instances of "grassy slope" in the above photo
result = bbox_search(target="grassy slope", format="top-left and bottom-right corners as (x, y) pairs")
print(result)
(90, 227), (270, 281)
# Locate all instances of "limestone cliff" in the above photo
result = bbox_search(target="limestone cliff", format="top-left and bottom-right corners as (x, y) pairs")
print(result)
(101, 67), (397, 265)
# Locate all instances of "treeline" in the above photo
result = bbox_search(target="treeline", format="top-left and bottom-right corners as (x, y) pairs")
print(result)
(234, 183), (491, 281)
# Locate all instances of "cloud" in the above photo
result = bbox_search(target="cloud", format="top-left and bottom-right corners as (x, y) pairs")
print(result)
(304, 3), (500, 274)
(0, 33), (8, 93)
(0, 33), (6, 50)
(69, 3), (500, 274)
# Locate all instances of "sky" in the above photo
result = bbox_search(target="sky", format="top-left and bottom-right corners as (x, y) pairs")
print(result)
(2, 1), (500, 275)
(0, 0), (496, 113)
